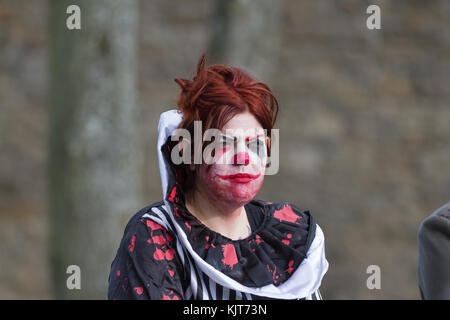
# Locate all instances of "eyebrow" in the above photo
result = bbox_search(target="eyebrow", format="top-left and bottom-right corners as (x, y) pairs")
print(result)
(220, 134), (265, 143)
(220, 134), (236, 143)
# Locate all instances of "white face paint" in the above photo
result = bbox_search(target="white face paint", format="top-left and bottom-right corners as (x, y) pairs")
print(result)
(196, 112), (268, 206)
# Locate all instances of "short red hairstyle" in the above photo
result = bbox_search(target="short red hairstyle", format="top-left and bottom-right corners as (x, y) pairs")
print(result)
(173, 54), (279, 191)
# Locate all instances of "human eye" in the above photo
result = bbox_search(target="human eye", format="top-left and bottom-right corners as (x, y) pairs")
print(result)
(220, 135), (235, 149)
(247, 138), (266, 157)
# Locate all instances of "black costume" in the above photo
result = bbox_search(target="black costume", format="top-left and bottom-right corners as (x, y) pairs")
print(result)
(108, 110), (328, 300)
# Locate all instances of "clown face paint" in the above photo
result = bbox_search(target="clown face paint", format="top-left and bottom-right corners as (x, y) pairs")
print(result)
(195, 112), (268, 207)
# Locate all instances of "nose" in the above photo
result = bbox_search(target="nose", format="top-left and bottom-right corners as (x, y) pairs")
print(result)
(233, 152), (250, 166)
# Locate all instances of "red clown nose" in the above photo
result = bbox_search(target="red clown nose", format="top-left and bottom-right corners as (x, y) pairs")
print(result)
(233, 152), (250, 166)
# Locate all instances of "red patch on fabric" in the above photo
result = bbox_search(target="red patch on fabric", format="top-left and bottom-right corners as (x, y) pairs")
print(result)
(168, 270), (175, 277)
(267, 264), (279, 281)
(128, 235), (136, 252)
(166, 233), (173, 242)
(286, 259), (295, 274)
(134, 287), (143, 295)
(152, 235), (166, 245)
(162, 293), (179, 300)
(273, 204), (301, 223)
(221, 243), (238, 269)
(184, 222), (191, 233)
(173, 206), (181, 218)
(153, 248), (165, 260)
(165, 249), (175, 261)
(282, 233), (293, 245)
(255, 234), (263, 244)
(161, 293), (171, 300)
(116, 270), (120, 277)
(147, 220), (165, 231)
(205, 236), (211, 249)
(168, 186), (177, 202)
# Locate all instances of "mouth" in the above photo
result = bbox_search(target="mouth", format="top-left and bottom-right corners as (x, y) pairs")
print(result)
(217, 173), (261, 183)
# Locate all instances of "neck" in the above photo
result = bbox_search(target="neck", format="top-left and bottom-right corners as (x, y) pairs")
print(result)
(185, 187), (250, 240)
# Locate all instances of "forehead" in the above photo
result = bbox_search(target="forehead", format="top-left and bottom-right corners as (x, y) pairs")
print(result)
(221, 111), (263, 133)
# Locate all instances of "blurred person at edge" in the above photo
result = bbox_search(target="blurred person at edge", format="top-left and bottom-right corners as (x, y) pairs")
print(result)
(418, 202), (450, 299)
(107, 55), (328, 300)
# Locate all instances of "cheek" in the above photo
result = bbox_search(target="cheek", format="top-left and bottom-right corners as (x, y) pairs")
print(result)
(214, 146), (229, 162)
(199, 165), (230, 193)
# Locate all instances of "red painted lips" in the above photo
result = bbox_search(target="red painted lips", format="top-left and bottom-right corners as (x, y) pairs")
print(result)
(217, 173), (261, 183)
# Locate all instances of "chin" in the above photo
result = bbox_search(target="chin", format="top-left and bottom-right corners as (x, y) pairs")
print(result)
(207, 186), (256, 207)
(224, 196), (254, 209)
(225, 185), (261, 205)
(202, 171), (264, 206)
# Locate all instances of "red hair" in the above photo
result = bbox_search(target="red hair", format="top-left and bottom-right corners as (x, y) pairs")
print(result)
(173, 54), (279, 191)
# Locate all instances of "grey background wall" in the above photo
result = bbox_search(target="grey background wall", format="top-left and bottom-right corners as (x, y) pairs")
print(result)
(0, 0), (449, 299)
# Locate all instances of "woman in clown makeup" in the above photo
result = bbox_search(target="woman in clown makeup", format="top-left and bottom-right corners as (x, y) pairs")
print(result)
(108, 55), (328, 300)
